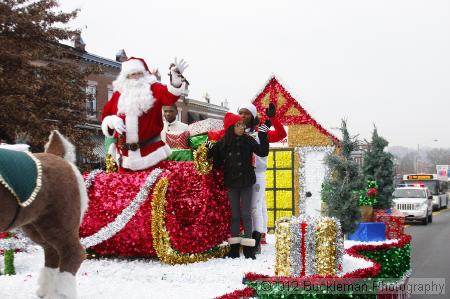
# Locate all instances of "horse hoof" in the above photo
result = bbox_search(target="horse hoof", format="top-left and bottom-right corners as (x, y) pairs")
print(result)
(36, 267), (58, 298)
(53, 271), (77, 299)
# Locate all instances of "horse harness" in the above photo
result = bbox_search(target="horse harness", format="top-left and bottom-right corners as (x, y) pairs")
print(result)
(0, 148), (42, 230)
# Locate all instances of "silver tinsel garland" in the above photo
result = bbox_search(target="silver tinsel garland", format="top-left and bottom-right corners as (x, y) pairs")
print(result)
(290, 216), (303, 277)
(80, 168), (164, 249)
(84, 169), (104, 189)
(0, 229), (32, 251)
(296, 146), (334, 217)
(334, 218), (345, 276)
(304, 215), (317, 276)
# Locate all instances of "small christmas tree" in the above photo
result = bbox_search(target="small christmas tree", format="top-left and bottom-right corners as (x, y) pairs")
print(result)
(363, 127), (395, 209)
(321, 120), (363, 234)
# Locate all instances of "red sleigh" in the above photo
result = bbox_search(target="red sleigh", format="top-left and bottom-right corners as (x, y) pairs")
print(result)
(79, 160), (230, 264)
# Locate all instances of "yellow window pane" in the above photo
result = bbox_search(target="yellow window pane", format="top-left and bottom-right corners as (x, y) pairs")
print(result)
(276, 190), (292, 209)
(275, 210), (292, 221)
(275, 151), (292, 168)
(266, 170), (274, 188)
(265, 191), (274, 208)
(268, 210), (275, 228)
(267, 151), (274, 169)
(275, 170), (292, 188)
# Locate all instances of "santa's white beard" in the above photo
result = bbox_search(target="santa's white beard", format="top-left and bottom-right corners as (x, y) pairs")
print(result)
(116, 75), (154, 116)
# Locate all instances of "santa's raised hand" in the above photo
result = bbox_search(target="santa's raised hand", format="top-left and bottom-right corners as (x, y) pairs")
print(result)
(173, 57), (189, 74)
(169, 57), (189, 88)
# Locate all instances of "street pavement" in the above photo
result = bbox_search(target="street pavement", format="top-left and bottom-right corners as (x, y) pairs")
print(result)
(407, 208), (450, 298)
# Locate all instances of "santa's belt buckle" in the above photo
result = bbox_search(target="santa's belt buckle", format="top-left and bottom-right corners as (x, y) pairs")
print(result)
(128, 143), (139, 151)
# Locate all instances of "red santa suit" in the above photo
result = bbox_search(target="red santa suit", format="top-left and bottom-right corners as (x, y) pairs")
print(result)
(101, 57), (185, 171)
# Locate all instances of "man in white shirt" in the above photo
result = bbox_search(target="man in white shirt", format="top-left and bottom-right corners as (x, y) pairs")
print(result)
(161, 105), (189, 142)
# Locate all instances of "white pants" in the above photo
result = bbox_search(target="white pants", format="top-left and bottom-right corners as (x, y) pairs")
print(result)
(251, 171), (268, 234)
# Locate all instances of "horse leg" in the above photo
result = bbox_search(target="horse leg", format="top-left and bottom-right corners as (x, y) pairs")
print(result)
(32, 224), (85, 299)
(22, 225), (59, 298)
(51, 236), (85, 299)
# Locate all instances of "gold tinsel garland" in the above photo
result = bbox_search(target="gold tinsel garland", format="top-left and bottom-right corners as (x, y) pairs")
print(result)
(275, 219), (291, 276)
(105, 153), (117, 173)
(287, 124), (334, 147)
(315, 219), (338, 276)
(151, 177), (229, 265)
(193, 143), (213, 175)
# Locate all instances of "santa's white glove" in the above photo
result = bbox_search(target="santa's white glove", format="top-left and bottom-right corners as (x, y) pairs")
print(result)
(110, 115), (126, 134)
(173, 57), (189, 74)
(169, 57), (189, 88)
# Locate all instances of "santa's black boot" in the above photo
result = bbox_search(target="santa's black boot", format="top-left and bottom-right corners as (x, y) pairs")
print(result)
(225, 237), (241, 258)
(252, 231), (262, 255)
(241, 238), (256, 260)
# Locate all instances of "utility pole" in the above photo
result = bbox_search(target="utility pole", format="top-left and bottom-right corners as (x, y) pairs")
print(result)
(416, 144), (420, 173)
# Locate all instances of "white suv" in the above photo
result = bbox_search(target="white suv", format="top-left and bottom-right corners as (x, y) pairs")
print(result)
(392, 185), (433, 225)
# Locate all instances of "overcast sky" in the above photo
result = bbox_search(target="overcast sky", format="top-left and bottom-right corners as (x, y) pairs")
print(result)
(59, 0), (450, 148)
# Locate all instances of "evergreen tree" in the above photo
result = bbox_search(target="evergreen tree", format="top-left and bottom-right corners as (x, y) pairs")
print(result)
(321, 120), (363, 234)
(0, 0), (98, 169)
(363, 127), (395, 209)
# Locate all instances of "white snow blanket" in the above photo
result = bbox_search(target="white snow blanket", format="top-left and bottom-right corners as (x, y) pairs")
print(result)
(0, 235), (373, 299)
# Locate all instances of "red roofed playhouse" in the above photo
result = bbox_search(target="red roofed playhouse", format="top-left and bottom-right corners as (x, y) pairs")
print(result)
(252, 76), (340, 229)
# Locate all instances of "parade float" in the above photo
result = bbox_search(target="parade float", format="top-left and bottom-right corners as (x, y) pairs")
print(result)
(0, 78), (411, 299)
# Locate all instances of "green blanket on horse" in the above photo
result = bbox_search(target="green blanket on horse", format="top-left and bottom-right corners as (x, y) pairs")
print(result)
(0, 148), (42, 207)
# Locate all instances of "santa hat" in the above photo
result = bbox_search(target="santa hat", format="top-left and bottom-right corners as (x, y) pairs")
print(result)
(223, 112), (241, 131)
(238, 103), (257, 118)
(120, 57), (150, 77)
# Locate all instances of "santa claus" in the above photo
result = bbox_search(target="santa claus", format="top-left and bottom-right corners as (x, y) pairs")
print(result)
(101, 57), (188, 171)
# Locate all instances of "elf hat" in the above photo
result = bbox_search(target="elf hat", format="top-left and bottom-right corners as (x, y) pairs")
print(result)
(237, 103), (257, 118)
(223, 112), (242, 130)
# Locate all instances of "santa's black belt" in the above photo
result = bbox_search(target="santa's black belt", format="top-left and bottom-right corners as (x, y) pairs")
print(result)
(121, 135), (161, 151)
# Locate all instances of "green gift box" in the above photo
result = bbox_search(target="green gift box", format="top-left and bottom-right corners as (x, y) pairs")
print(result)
(188, 134), (208, 149)
(167, 149), (194, 161)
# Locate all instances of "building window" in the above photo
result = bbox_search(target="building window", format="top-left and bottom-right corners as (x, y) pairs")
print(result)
(86, 84), (97, 118)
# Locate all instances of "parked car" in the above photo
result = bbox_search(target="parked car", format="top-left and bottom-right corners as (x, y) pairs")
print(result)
(392, 185), (433, 225)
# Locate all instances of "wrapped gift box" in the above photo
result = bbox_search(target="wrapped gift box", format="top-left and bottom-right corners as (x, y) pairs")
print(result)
(188, 134), (208, 149)
(275, 216), (343, 277)
(188, 118), (223, 137)
(166, 149), (193, 161)
(348, 222), (386, 242)
(374, 209), (405, 239)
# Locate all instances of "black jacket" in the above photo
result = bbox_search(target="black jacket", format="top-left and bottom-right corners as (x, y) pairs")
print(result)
(208, 132), (269, 188)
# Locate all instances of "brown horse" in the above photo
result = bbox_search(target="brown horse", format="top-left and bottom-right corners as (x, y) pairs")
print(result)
(0, 131), (88, 299)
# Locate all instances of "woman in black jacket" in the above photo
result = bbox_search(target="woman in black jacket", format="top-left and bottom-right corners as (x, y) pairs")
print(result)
(208, 112), (270, 259)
